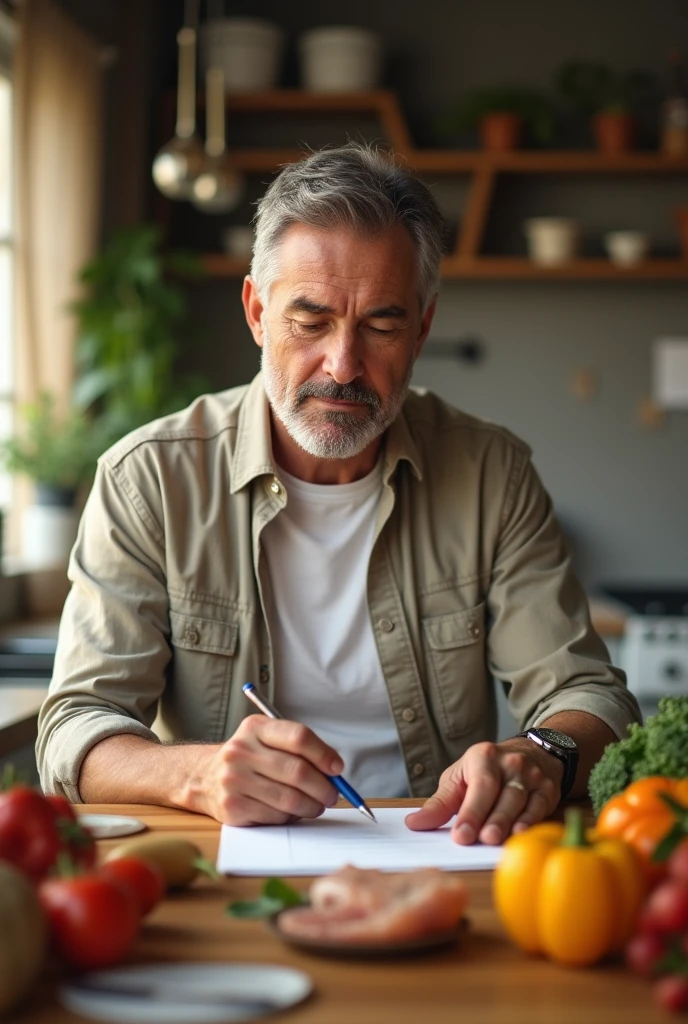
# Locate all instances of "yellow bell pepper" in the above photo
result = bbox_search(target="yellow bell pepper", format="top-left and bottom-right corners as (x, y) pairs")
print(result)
(493, 808), (646, 967)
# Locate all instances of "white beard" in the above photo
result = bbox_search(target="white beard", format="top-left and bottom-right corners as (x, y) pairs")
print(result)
(260, 323), (413, 461)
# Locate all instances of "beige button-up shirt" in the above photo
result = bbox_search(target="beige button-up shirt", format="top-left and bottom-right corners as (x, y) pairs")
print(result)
(36, 373), (640, 801)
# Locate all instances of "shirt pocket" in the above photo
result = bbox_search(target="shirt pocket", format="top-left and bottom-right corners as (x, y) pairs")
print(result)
(167, 610), (239, 742)
(421, 602), (487, 740)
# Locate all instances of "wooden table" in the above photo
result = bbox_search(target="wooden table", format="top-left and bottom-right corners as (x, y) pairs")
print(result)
(0, 685), (48, 757)
(10, 800), (665, 1024)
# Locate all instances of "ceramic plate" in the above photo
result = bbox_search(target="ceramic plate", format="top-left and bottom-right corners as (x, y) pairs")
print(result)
(77, 814), (148, 839)
(268, 911), (469, 959)
(60, 963), (313, 1023)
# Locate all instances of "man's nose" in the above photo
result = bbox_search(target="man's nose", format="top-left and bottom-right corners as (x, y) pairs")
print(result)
(321, 329), (363, 384)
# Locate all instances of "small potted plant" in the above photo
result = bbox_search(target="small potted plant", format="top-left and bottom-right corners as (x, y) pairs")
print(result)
(437, 86), (555, 152)
(0, 394), (105, 568)
(555, 61), (658, 153)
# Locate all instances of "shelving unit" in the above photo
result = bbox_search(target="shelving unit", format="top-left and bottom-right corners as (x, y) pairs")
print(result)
(157, 89), (688, 282)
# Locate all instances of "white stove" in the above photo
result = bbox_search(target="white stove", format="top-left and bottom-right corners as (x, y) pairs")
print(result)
(602, 586), (688, 718)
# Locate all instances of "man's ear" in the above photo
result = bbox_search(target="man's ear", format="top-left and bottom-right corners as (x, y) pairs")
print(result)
(242, 276), (267, 348)
(414, 295), (438, 360)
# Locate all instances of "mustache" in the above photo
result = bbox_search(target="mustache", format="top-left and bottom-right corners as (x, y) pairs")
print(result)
(295, 380), (381, 410)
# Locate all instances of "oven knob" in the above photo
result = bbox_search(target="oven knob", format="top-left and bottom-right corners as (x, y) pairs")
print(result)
(661, 661), (686, 682)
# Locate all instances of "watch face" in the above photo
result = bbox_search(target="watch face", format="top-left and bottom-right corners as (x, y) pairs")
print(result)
(537, 728), (577, 749)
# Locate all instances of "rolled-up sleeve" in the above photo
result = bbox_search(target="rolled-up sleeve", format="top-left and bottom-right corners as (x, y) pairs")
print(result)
(487, 452), (641, 740)
(36, 456), (170, 801)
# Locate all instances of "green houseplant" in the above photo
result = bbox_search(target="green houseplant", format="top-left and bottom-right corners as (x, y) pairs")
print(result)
(0, 393), (108, 568)
(71, 225), (207, 448)
(437, 86), (556, 151)
(555, 61), (658, 153)
(0, 393), (103, 505)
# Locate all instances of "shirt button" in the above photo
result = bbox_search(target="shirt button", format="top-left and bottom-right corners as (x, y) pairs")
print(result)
(402, 707), (416, 723)
(259, 665), (270, 685)
(412, 762), (425, 777)
(185, 628), (200, 646)
(270, 479), (282, 495)
(378, 618), (395, 633)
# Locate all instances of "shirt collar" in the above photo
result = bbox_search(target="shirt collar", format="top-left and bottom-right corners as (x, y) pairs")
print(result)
(231, 372), (424, 493)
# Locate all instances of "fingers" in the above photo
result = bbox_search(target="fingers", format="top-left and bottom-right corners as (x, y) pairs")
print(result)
(460, 750), (558, 845)
(405, 764), (467, 832)
(243, 715), (344, 776)
(216, 716), (343, 825)
(449, 744), (504, 844)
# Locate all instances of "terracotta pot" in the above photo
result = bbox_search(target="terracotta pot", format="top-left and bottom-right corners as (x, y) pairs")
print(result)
(676, 206), (688, 260)
(479, 112), (523, 152)
(592, 112), (636, 154)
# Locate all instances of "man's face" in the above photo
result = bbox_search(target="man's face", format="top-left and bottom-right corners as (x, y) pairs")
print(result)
(246, 222), (435, 465)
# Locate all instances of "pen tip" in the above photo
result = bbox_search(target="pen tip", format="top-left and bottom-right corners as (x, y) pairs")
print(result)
(360, 806), (377, 823)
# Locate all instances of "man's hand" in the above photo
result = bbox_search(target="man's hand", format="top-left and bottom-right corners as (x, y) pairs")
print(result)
(195, 715), (344, 826)
(405, 739), (564, 845)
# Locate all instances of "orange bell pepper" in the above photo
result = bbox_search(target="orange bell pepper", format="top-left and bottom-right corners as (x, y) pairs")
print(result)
(494, 808), (646, 967)
(596, 777), (688, 885)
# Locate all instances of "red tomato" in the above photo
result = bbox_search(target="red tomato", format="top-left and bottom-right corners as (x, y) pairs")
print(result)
(100, 857), (165, 916)
(0, 786), (61, 881)
(643, 879), (688, 933)
(654, 975), (688, 1013)
(667, 840), (688, 885)
(46, 795), (97, 870)
(625, 931), (667, 978)
(39, 874), (139, 969)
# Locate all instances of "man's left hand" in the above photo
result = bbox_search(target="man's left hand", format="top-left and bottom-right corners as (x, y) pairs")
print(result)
(405, 739), (564, 845)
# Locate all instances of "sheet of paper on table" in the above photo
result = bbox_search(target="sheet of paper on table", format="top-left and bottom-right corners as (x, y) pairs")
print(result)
(217, 807), (503, 875)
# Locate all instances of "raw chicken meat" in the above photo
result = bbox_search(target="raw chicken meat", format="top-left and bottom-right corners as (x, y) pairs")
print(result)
(277, 865), (468, 943)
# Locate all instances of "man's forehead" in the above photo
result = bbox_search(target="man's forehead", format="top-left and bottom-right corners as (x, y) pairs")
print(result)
(268, 223), (418, 310)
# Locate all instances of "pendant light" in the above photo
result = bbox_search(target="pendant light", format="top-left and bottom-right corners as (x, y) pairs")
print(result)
(191, 66), (244, 213)
(152, 0), (204, 199)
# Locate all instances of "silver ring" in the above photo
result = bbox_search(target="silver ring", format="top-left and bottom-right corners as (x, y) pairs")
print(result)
(505, 779), (527, 793)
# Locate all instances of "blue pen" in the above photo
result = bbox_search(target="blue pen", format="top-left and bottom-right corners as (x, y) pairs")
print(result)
(242, 682), (377, 823)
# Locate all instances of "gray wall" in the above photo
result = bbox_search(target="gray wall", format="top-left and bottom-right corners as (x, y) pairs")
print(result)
(168, 0), (688, 591)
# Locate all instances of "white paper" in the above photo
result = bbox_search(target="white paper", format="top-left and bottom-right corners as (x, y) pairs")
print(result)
(217, 807), (503, 876)
(653, 337), (688, 409)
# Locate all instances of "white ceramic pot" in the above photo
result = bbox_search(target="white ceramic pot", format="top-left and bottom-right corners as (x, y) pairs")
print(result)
(200, 18), (284, 92)
(603, 230), (649, 266)
(299, 26), (382, 92)
(21, 503), (79, 569)
(524, 218), (580, 265)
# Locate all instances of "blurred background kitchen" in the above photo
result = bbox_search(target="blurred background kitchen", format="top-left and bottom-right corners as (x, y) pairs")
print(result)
(0, 0), (687, 778)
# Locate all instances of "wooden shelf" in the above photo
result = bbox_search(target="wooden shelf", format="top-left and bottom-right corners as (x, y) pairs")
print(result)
(158, 90), (688, 282)
(200, 253), (688, 281)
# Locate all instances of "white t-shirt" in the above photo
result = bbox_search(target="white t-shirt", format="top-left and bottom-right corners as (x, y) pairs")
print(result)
(260, 462), (409, 797)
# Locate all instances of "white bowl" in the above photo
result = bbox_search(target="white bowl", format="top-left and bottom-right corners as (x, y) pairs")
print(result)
(523, 217), (580, 265)
(603, 230), (649, 266)
(200, 18), (284, 92)
(299, 26), (382, 92)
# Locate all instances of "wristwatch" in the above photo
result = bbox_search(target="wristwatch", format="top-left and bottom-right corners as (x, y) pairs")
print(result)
(519, 727), (579, 801)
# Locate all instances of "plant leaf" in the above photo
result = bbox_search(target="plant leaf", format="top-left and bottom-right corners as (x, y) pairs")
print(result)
(225, 895), (286, 919)
(263, 877), (305, 907)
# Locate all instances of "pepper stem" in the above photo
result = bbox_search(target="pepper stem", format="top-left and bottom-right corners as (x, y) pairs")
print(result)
(561, 807), (589, 848)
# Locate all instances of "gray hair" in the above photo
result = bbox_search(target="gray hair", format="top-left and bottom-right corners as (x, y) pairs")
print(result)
(251, 142), (446, 311)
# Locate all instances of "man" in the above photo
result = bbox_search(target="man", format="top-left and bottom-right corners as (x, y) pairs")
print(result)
(37, 143), (640, 846)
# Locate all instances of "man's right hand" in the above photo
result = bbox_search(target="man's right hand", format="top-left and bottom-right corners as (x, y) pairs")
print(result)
(196, 715), (344, 826)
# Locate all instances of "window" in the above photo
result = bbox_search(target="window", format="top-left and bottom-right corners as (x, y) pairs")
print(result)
(0, 7), (15, 510)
